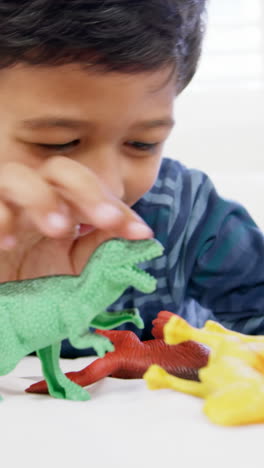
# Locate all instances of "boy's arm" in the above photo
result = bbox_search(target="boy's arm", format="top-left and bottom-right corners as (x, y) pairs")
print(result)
(168, 170), (264, 335)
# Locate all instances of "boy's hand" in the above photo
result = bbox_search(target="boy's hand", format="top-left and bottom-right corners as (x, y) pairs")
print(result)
(0, 157), (153, 248)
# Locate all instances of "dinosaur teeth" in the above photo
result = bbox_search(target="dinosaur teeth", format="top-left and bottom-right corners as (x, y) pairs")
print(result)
(127, 246), (164, 266)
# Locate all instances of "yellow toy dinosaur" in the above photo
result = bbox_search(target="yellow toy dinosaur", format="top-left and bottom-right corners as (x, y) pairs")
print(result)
(144, 315), (264, 426)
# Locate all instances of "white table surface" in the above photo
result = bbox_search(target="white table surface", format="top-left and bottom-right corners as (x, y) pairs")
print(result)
(0, 356), (263, 468)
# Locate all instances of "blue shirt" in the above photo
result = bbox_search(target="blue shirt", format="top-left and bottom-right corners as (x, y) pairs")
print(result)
(61, 157), (264, 357)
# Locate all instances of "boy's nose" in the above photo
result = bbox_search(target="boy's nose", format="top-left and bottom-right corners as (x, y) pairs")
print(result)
(79, 150), (125, 201)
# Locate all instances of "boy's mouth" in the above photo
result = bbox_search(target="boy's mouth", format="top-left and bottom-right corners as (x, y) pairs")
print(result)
(76, 224), (96, 237)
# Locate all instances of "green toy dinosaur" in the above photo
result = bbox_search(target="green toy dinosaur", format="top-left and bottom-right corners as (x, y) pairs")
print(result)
(0, 238), (163, 401)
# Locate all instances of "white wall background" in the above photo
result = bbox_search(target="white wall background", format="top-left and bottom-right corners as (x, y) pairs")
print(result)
(164, 0), (264, 227)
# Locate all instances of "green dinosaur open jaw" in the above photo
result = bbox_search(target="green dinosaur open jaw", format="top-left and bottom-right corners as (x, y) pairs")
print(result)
(129, 266), (157, 293)
(111, 264), (157, 293)
(97, 238), (163, 294)
(115, 239), (164, 293)
(122, 239), (164, 265)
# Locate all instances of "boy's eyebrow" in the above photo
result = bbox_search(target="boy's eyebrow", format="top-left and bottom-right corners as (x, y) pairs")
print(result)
(20, 118), (86, 130)
(133, 118), (175, 130)
(20, 117), (175, 130)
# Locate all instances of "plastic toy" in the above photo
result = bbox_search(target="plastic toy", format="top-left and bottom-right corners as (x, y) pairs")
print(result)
(144, 315), (264, 426)
(0, 238), (163, 401)
(26, 311), (209, 394)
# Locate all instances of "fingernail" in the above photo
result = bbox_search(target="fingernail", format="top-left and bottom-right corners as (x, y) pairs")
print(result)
(94, 203), (123, 225)
(46, 212), (69, 230)
(128, 222), (153, 239)
(0, 235), (16, 249)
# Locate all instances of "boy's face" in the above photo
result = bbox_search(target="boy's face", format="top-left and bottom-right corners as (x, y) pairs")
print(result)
(0, 63), (175, 208)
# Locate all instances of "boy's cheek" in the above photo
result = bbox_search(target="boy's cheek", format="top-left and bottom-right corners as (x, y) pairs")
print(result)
(130, 155), (163, 201)
(0, 140), (42, 169)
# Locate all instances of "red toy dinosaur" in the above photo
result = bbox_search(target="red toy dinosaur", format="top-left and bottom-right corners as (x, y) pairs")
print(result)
(26, 311), (209, 394)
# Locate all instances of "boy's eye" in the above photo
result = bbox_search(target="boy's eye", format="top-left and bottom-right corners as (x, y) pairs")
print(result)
(127, 141), (159, 151)
(37, 139), (80, 151)
(36, 139), (159, 153)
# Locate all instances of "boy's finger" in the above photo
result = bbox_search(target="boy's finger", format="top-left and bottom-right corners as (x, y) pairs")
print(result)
(0, 163), (72, 237)
(41, 156), (153, 239)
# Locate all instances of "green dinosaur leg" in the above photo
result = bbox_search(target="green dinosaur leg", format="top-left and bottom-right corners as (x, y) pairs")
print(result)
(36, 343), (90, 401)
(91, 308), (144, 330)
(69, 330), (114, 357)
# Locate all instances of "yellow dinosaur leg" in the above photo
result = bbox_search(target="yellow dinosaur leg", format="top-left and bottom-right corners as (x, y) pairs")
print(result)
(163, 316), (264, 378)
(203, 379), (264, 426)
(203, 320), (236, 334)
(199, 357), (264, 426)
(164, 316), (264, 351)
(164, 315), (224, 350)
(204, 320), (264, 344)
(144, 364), (207, 398)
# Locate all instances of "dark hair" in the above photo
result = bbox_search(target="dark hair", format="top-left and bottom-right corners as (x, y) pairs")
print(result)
(0, 0), (207, 92)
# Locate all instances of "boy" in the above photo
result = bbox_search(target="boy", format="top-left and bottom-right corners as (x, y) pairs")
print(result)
(0, 0), (263, 359)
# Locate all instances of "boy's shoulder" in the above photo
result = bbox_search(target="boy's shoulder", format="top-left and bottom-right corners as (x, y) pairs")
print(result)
(133, 157), (215, 245)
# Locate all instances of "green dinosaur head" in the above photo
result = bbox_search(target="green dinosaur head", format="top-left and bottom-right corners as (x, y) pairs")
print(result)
(80, 238), (163, 307)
